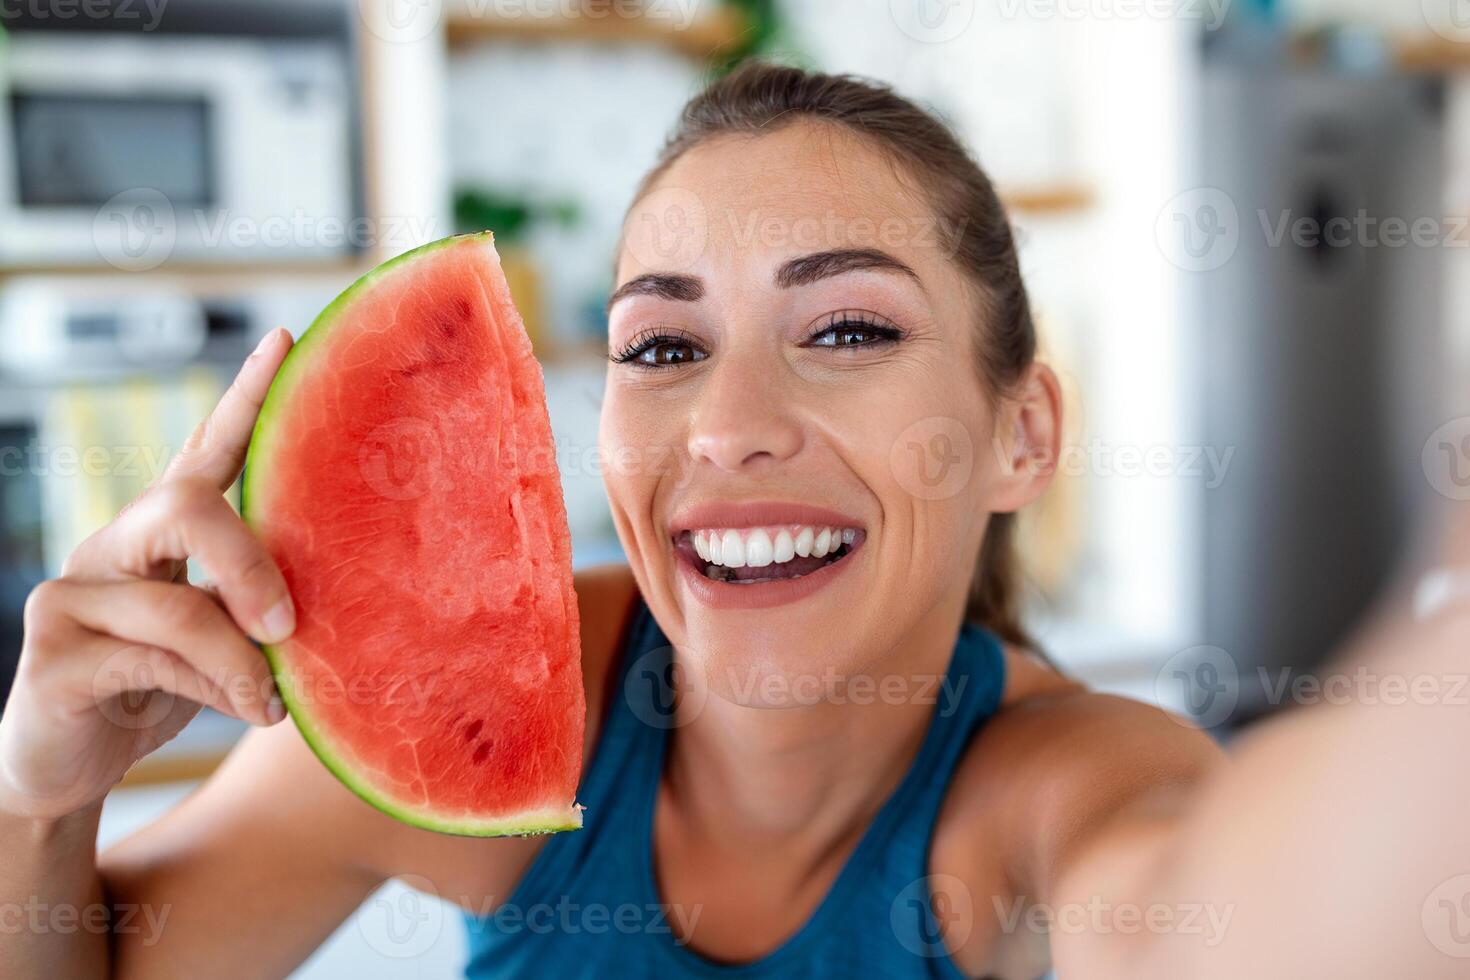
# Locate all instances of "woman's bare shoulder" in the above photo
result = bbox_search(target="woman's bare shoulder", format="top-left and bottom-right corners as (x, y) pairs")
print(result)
(952, 644), (1223, 825)
(932, 643), (1225, 971)
(937, 648), (1225, 902)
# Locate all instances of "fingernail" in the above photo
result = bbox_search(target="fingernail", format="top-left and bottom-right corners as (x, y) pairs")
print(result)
(249, 328), (281, 359)
(261, 597), (296, 643)
(265, 694), (287, 725)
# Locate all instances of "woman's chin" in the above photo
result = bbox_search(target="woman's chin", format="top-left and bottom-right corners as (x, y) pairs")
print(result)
(679, 644), (884, 713)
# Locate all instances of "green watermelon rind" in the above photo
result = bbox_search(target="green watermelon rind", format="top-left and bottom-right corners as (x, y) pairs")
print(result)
(241, 232), (583, 838)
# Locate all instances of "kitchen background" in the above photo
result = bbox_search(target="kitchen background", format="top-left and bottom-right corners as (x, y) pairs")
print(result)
(1, 0), (1468, 974)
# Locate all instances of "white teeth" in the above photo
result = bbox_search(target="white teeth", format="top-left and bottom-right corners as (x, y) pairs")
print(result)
(687, 524), (859, 572)
(773, 529), (796, 563)
(745, 529), (773, 567)
(721, 529), (746, 568)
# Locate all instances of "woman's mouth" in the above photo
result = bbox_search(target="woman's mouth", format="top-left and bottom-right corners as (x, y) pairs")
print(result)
(673, 524), (866, 584)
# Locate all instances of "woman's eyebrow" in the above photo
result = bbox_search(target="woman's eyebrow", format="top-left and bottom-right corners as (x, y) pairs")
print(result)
(774, 248), (921, 288)
(606, 248), (919, 312)
(606, 273), (705, 312)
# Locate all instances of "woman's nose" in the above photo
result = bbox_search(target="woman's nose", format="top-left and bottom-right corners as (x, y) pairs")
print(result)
(686, 356), (804, 473)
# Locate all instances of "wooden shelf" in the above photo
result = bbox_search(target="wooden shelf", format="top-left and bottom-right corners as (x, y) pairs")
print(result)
(537, 336), (611, 370)
(445, 5), (751, 60)
(1002, 184), (1096, 216)
(118, 750), (229, 788)
(1393, 36), (1470, 73)
(0, 258), (376, 287)
(1290, 31), (1470, 75)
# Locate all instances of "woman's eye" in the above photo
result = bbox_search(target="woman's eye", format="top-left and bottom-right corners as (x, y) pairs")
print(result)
(635, 341), (705, 366)
(810, 326), (879, 347)
(610, 332), (708, 368)
(805, 319), (904, 349)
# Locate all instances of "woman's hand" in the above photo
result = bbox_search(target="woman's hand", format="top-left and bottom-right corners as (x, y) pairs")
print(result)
(0, 329), (296, 821)
(1044, 502), (1470, 980)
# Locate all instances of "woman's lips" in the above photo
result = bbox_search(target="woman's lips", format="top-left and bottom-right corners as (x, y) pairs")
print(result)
(670, 522), (867, 609)
(676, 525), (863, 578)
(669, 501), (861, 534)
(666, 502), (868, 609)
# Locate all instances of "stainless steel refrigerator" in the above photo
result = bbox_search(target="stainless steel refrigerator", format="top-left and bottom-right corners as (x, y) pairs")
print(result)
(1197, 51), (1449, 723)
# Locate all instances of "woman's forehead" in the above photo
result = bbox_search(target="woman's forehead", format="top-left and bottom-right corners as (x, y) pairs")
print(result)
(616, 122), (947, 285)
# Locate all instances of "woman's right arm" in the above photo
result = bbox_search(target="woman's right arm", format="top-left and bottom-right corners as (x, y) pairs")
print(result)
(0, 327), (638, 978)
(0, 330), (399, 977)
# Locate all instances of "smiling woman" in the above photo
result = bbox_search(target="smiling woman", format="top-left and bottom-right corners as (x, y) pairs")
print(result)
(2, 59), (1468, 980)
(597, 66), (1060, 723)
(606, 67), (1046, 657)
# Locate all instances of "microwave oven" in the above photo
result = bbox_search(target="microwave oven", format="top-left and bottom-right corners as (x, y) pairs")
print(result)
(0, 31), (358, 268)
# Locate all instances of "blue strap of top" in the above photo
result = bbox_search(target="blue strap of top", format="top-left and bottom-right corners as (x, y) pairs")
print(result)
(463, 596), (1008, 978)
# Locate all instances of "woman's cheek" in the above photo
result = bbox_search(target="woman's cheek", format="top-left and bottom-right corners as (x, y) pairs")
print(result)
(828, 367), (986, 510)
(843, 382), (992, 572)
(598, 383), (689, 524)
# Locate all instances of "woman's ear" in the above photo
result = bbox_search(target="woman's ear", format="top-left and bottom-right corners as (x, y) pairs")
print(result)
(983, 363), (1063, 514)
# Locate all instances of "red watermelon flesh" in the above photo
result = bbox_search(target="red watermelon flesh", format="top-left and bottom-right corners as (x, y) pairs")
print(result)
(243, 233), (584, 836)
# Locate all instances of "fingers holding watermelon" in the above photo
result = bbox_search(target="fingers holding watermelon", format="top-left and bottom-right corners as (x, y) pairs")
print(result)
(107, 478), (296, 646)
(64, 327), (294, 582)
(165, 326), (294, 491)
(31, 579), (282, 726)
(0, 331), (296, 821)
(2, 571), (286, 819)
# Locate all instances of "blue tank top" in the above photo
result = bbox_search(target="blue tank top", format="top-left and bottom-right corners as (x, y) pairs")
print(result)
(462, 596), (1007, 978)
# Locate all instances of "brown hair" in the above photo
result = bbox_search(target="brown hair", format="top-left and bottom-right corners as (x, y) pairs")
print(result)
(632, 61), (1038, 650)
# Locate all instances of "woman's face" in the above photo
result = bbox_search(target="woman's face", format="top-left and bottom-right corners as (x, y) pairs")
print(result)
(600, 121), (1053, 700)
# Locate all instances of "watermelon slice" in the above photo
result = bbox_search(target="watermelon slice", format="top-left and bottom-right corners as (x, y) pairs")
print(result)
(242, 233), (585, 836)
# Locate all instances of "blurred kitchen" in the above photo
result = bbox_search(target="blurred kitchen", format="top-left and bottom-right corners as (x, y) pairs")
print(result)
(0, 0), (1467, 974)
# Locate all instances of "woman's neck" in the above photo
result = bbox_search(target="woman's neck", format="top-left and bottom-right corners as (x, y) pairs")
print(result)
(662, 591), (969, 846)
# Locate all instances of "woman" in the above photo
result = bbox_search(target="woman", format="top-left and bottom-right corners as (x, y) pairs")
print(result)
(2, 63), (1466, 979)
